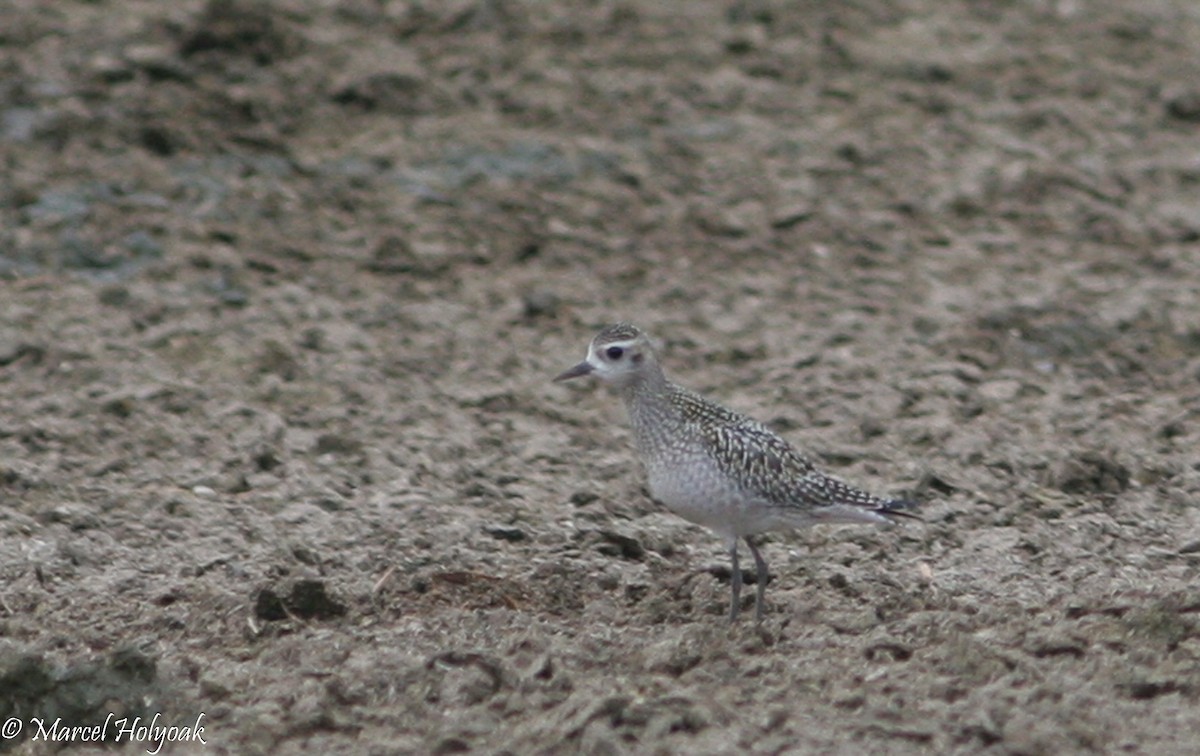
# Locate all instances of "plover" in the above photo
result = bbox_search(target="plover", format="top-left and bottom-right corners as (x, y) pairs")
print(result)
(555, 323), (918, 621)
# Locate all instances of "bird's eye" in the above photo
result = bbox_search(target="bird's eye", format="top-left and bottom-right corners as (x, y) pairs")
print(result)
(605, 346), (624, 360)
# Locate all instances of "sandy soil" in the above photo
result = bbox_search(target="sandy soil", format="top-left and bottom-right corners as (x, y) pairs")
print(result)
(2, 0), (1200, 753)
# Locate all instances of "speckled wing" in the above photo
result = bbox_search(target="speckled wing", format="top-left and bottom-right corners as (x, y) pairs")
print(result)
(685, 392), (904, 519)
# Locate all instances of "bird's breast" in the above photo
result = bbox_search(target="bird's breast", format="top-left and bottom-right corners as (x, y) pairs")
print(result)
(644, 454), (745, 523)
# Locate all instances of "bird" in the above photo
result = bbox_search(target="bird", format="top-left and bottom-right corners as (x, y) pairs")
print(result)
(554, 322), (918, 622)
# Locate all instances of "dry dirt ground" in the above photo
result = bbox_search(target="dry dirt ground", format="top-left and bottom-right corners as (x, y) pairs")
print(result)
(2, 0), (1200, 753)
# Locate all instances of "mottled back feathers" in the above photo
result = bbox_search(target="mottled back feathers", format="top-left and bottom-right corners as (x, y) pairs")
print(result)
(671, 384), (909, 517)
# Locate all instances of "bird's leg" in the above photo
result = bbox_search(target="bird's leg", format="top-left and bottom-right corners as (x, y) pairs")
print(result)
(728, 539), (741, 622)
(744, 537), (769, 622)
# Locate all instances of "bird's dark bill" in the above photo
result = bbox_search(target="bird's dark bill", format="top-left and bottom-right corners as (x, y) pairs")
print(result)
(554, 361), (593, 382)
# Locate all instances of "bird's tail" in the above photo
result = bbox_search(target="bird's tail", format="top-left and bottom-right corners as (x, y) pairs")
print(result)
(877, 498), (922, 522)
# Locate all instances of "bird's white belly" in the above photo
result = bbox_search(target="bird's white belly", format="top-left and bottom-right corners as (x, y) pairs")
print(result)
(645, 456), (778, 539)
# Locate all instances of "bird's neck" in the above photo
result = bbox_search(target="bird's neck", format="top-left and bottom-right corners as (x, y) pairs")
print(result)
(616, 360), (669, 405)
(619, 364), (678, 453)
